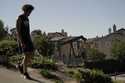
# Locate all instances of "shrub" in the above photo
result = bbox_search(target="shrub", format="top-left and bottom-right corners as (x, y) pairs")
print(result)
(73, 70), (82, 81)
(66, 68), (111, 83)
(0, 40), (17, 56)
(84, 59), (125, 74)
(79, 69), (113, 83)
(66, 68), (82, 82)
(32, 56), (57, 70)
(40, 69), (53, 78)
(40, 69), (63, 83)
(9, 54), (24, 64)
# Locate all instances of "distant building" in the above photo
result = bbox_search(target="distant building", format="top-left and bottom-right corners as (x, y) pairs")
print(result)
(87, 28), (125, 58)
(31, 29), (42, 37)
(47, 29), (67, 39)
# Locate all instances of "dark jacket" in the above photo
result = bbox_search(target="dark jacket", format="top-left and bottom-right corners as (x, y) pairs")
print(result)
(16, 14), (32, 45)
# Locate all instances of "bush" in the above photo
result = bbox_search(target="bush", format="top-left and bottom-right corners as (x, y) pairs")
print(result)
(66, 68), (113, 83)
(32, 56), (57, 70)
(79, 69), (113, 83)
(0, 40), (17, 56)
(9, 54), (24, 64)
(40, 69), (53, 78)
(40, 69), (63, 83)
(84, 59), (125, 74)
(66, 69), (82, 81)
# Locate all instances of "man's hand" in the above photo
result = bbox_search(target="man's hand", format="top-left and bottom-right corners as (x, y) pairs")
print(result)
(21, 43), (26, 48)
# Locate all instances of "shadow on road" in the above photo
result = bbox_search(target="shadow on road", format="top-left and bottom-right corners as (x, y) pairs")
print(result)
(28, 77), (45, 83)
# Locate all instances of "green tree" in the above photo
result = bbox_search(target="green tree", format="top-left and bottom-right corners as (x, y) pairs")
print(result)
(87, 48), (106, 61)
(111, 40), (125, 60)
(0, 20), (6, 40)
(0, 20), (4, 30)
(0, 20), (4, 39)
(32, 30), (54, 57)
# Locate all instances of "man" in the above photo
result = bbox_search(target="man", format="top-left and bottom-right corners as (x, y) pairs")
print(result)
(16, 4), (34, 79)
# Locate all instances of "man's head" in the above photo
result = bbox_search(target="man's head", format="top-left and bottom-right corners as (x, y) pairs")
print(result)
(22, 4), (34, 16)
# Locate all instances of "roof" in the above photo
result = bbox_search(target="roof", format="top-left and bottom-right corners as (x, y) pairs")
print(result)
(48, 32), (67, 39)
(87, 28), (125, 42)
(50, 35), (87, 45)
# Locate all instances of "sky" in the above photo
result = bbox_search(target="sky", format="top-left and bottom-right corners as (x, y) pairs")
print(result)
(0, 0), (125, 38)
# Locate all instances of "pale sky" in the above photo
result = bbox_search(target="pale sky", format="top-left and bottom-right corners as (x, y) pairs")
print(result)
(0, 0), (125, 38)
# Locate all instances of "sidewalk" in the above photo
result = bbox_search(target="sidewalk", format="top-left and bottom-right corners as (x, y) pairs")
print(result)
(0, 65), (52, 83)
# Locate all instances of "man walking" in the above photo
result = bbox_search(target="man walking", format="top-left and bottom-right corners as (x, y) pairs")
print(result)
(16, 4), (34, 79)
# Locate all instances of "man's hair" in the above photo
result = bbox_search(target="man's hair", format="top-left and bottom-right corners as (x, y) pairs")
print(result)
(22, 4), (34, 12)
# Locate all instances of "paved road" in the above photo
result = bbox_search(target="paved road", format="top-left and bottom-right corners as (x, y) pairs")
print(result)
(0, 65), (52, 83)
(112, 74), (125, 81)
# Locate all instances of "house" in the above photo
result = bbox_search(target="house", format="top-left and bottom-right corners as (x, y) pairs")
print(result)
(50, 35), (87, 66)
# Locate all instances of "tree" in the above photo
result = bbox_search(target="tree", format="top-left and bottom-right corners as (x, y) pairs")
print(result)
(111, 40), (125, 60)
(113, 24), (116, 32)
(0, 20), (4, 40)
(10, 28), (17, 40)
(0, 20), (4, 32)
(86, 48), (106, 61)
(108, 28), (111, 34)
(32, 30), (54, 57)
(0, 20), (6, 40)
